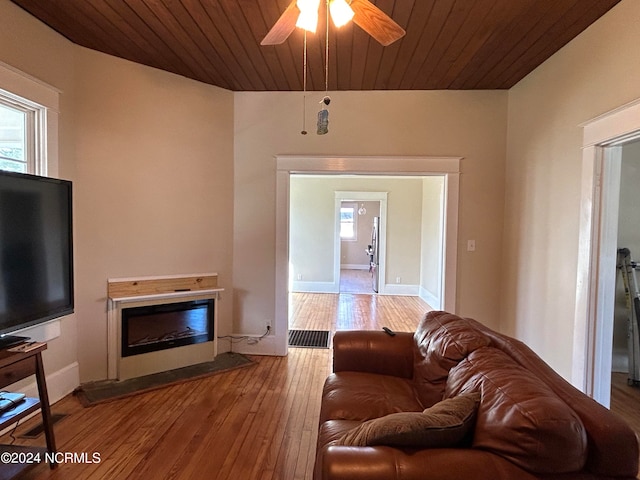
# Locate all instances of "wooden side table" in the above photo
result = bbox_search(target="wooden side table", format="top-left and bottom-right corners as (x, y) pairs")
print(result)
(0, 344), (56, 479)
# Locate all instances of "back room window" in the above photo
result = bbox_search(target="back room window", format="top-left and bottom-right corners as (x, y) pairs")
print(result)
(340, 204), (357, 240)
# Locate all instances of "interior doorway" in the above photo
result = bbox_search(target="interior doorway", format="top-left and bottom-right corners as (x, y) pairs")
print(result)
(275, 155), (461, 355)
(339, 199), (381, 294)
(574, 98), (640, 407)
(612, 140), (640, 377)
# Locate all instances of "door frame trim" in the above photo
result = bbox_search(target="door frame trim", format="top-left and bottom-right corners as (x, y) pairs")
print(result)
(574, 98), (640, 405)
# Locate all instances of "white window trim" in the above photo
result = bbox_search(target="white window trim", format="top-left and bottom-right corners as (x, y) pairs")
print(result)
(0, 60), (60, 177)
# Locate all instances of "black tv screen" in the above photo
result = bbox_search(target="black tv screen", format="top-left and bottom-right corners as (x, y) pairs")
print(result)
(0, 170), (73, 336)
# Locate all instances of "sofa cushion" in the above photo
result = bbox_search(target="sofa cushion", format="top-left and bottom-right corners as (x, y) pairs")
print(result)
(320, 371), (423, 423)
(445, 347), (588, 474)
(413, 311), (491, 406)
(335, 392), (480, 448)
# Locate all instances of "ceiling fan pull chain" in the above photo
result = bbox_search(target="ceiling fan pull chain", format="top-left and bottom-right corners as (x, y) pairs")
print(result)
(316, 0), (330, 135)
(325, 0), (330, 94)
(301, 30), (308, 135)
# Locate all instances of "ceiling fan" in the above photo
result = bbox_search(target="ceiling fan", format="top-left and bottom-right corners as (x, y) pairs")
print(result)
(261, 0), (406, 47)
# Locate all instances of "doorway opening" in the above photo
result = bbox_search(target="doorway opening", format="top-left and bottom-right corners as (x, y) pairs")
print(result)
(339, 199), (381, 294)
(276, 156), (461, 351)
(336, 192), (387, 295)
(574, 98), (640, 407)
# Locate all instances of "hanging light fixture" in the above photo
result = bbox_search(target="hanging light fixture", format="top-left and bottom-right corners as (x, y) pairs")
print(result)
(261, 0), (405, 47)
(329, 0), (354, 28)
(296, 0), (321, 32)
(296, 0), (353, 33)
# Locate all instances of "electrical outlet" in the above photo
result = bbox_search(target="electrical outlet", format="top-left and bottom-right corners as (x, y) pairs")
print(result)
(396, 276), (401, 284)
(266, 320), (272, 330)
(467, 240), (476, 252)
(297, 273), (302, 280)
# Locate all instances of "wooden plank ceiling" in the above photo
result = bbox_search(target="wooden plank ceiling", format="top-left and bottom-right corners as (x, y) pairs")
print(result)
(10, 0), (620, 91)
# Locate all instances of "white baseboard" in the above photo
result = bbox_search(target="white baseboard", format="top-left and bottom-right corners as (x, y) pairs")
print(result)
(419, 286), (441, 310)
(292, 281), (339, 293)
(382, 284), (420, 296)
(20, 361), (80, 403)
(340, 264), (370, 270)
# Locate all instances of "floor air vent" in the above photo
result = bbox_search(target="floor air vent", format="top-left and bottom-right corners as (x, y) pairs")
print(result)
(288, 330), (330, 349)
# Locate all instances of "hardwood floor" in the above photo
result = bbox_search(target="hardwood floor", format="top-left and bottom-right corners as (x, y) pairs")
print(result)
(289, 292), (429, 336)
(338, 269), (374, 294)
(610, 372), (640, 479)
(611, 372), (640, 437)
(1, 293), (430, 480)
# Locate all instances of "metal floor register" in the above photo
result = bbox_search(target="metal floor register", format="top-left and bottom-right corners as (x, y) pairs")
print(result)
(288, 330), (330, 349)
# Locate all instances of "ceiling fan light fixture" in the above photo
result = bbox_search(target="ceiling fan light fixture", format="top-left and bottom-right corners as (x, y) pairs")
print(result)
(296, 0), (321, 32)
(329, 0), (354, 28)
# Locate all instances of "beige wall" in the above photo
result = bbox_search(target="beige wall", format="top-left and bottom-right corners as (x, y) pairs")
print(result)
(235, 90), (508, 334)
(73, 49), (234, 381)
(503, 0), (640, 379)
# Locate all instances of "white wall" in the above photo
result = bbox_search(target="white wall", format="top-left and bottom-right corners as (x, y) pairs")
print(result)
(504, 0), (640, 379)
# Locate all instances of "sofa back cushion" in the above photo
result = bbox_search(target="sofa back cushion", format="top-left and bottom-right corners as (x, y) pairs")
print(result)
(413, 311), (491, 407)
(445, 347), (588, 474)
(335, 392), (480, 448)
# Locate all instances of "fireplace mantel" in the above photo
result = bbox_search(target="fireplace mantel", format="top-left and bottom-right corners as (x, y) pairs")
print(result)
(110, 288), (223, 304)
(107, 273), (223, 380)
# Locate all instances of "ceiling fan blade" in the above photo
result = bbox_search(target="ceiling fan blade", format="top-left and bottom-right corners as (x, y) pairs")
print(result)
(261, 0), (300, 45)
(350, 0), (406, 46)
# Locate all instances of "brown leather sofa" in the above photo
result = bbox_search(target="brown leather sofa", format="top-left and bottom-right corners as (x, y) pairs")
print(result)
(314, 311), (639, 480)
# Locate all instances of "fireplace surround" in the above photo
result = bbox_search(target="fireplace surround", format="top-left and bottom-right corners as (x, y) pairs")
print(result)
(107, 273), (222, 380)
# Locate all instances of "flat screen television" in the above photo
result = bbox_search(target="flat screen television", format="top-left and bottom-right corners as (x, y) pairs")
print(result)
(0, 170), (73, 348)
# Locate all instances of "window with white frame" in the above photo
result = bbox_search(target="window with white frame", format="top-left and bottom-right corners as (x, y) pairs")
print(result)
(340, 203), (357, 240)
(0, 93), (43, 174)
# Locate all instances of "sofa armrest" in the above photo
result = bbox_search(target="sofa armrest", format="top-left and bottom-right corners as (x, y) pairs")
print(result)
(332, 331), (414, 379)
